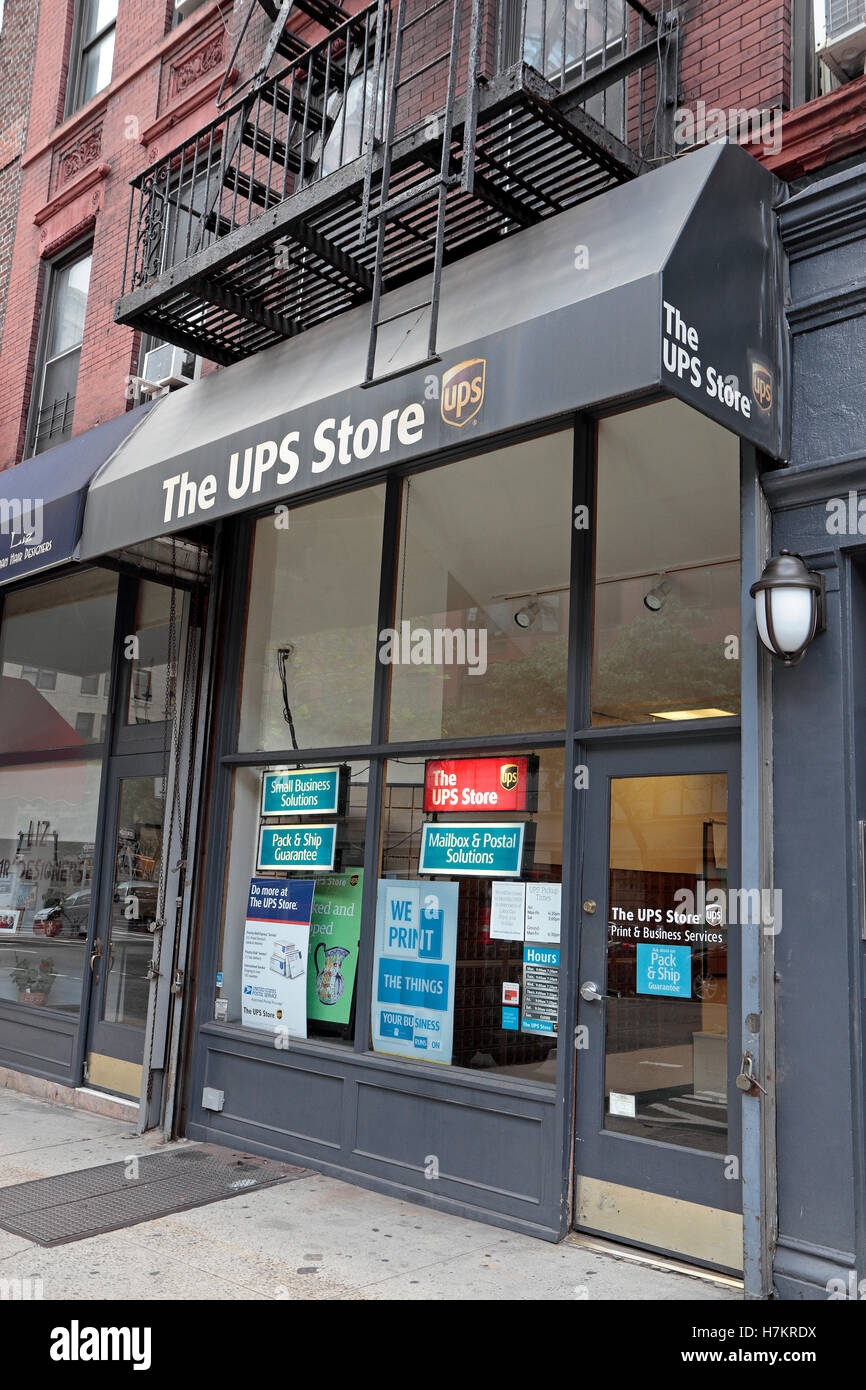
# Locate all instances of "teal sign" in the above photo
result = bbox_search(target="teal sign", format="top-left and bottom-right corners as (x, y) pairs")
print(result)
(261, 767), (343, 817)
(418, 822), (525, 877)
(257, 824), (337, 872)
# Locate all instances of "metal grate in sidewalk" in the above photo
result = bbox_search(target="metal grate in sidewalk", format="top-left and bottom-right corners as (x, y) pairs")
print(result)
(0, 1144), (308, 1246)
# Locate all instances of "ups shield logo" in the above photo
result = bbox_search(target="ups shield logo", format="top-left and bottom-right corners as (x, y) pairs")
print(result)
(751, 362), (773, 414)
(441, 359), (486, 428)
(500, 763), (519, 792)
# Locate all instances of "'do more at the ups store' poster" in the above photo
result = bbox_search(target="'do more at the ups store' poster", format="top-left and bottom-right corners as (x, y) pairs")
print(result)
(306, 869), (364, 1027)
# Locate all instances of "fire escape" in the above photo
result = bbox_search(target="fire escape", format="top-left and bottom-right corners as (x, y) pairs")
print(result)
(117, 0), (679, 381)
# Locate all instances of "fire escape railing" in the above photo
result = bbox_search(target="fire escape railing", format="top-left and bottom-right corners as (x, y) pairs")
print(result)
(122, 2), (390, 297)
(120, 0), (676, 322)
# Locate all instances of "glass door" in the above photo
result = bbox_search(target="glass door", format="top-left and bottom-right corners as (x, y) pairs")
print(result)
(573, 737), (742, 1272)
(85, 758), (164, 1098)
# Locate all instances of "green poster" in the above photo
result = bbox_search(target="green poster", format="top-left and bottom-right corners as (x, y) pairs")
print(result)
(306, 868), (364, 1027)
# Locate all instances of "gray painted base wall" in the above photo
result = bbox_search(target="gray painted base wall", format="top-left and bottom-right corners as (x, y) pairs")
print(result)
(187, 1024), (564, 1240)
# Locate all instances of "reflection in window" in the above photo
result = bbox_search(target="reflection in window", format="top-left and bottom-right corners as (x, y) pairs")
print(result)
(388, 434), (572, 743)
(523, 0), (625, 80)
(102, 777), (163, 1029)
(592, 400), (741, 725)
(0, 761), (103, 1015)
(126, 582), (180, 726)
(604, 774), (729, 1153)
(239, 487), (385, 752)
(0, 570), (118, 754)
(29, 251), (92, 456)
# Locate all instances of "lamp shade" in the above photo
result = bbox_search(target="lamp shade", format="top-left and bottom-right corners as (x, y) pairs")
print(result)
(749, 551), (825, 665)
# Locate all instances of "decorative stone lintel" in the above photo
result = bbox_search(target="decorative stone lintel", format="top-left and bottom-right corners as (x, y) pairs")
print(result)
(140, 68), (238, 152)
(34, 161), (111, 228)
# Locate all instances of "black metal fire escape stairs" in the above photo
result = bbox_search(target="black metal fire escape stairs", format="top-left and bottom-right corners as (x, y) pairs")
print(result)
(116, 0), (680, 377)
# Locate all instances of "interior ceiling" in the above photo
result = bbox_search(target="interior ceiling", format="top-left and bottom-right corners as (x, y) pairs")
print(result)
(595, 399), (740, 581)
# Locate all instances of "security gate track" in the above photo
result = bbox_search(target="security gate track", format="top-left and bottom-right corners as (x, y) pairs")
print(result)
(0, 1144), (309, 1246)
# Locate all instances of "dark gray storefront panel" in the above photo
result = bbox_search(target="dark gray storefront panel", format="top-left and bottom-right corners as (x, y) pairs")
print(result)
(188, 1029), (560, 1237)
(0, 1001), (76, 1081)
(761, 161), (866, 1299)
(80, 142), (787, 560)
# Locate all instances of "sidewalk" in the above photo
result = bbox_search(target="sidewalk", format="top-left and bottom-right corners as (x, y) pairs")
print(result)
(0, 1090), (741, 1301)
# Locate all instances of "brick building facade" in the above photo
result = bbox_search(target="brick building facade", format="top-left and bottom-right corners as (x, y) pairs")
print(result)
(0, 0), (826, 473)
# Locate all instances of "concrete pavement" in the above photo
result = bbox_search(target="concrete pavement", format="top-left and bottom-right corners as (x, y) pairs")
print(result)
(0, 1089), (742, 1301)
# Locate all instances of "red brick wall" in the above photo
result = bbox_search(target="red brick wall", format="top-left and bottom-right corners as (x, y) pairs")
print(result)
(678, 0), (790, 121)
(0, 0), (41, 357)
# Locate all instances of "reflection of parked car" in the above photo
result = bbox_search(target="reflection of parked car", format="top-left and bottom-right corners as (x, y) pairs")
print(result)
(33, 889), (92, 939)
(112, 881), (159, 932)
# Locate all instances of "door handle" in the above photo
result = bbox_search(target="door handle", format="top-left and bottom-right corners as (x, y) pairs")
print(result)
(90, 938), (103, 974)
(580, 980), (603, 1002)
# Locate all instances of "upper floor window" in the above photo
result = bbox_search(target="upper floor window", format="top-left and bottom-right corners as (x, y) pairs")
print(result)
(172, 0), (209, 25)
(27, 248), (92, 457)
(67, 0), (117, 116)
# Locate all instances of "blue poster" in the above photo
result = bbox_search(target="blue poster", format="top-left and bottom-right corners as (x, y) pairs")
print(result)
(372, 880), (459, 1063)
(636, 943), (692, 998)
(241, 879), (316, 1036)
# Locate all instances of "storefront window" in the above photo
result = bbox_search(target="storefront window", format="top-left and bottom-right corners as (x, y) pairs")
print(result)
(0, 761), (103, 1015)
(0, 570), (119, 753)
(215, 762), (369, 1044)
(592, 400), (741, 725)
(371, 748), (564, 1080)
(238, 487), (385, 751)
(387, 434), (572, 742)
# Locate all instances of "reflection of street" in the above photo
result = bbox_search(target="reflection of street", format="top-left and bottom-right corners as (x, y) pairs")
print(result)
(102, 929), (151, 1028)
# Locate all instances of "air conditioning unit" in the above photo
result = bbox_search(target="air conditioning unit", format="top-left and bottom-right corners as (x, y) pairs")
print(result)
(819, 1), (866, 80)
(141, 344), (200, 392)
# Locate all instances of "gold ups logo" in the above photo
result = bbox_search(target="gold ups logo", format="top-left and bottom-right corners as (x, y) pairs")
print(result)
(751, 362), (773, 414)
(499, 763), (519, 792)
(441, 359), (486, 427)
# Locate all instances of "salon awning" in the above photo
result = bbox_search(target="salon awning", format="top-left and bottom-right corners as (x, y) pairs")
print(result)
(80, 140), (788, 561)
(0, 403), (153, 586)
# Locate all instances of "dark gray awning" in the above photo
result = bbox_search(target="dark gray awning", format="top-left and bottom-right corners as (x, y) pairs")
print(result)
(0, 403), (153, 586)
(80, 141), (787, 561)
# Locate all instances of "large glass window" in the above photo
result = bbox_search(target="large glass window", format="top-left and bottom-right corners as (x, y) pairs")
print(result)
(215, 761), (369, 1045)
(0, 761), (103, 1016)
(0, 570), (118, 754)
(374, 748), (564, 1078)
(592, 400), (741, 725)
(387, 434), (572, 742)
(239, 486), (386, 752)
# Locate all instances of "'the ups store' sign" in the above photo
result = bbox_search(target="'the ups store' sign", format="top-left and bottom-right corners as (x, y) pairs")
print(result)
(424, 756), (536, 813)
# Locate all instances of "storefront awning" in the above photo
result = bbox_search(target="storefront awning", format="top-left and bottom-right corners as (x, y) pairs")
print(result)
(79, 141), (787, 560)
(0, 403), (153, 586)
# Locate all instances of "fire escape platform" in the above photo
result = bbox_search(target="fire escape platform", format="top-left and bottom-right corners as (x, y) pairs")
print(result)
(115, 63), (639, 367)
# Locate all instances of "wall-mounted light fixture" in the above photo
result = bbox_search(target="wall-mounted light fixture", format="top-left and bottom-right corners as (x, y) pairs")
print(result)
(749, 550), (826, 666)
